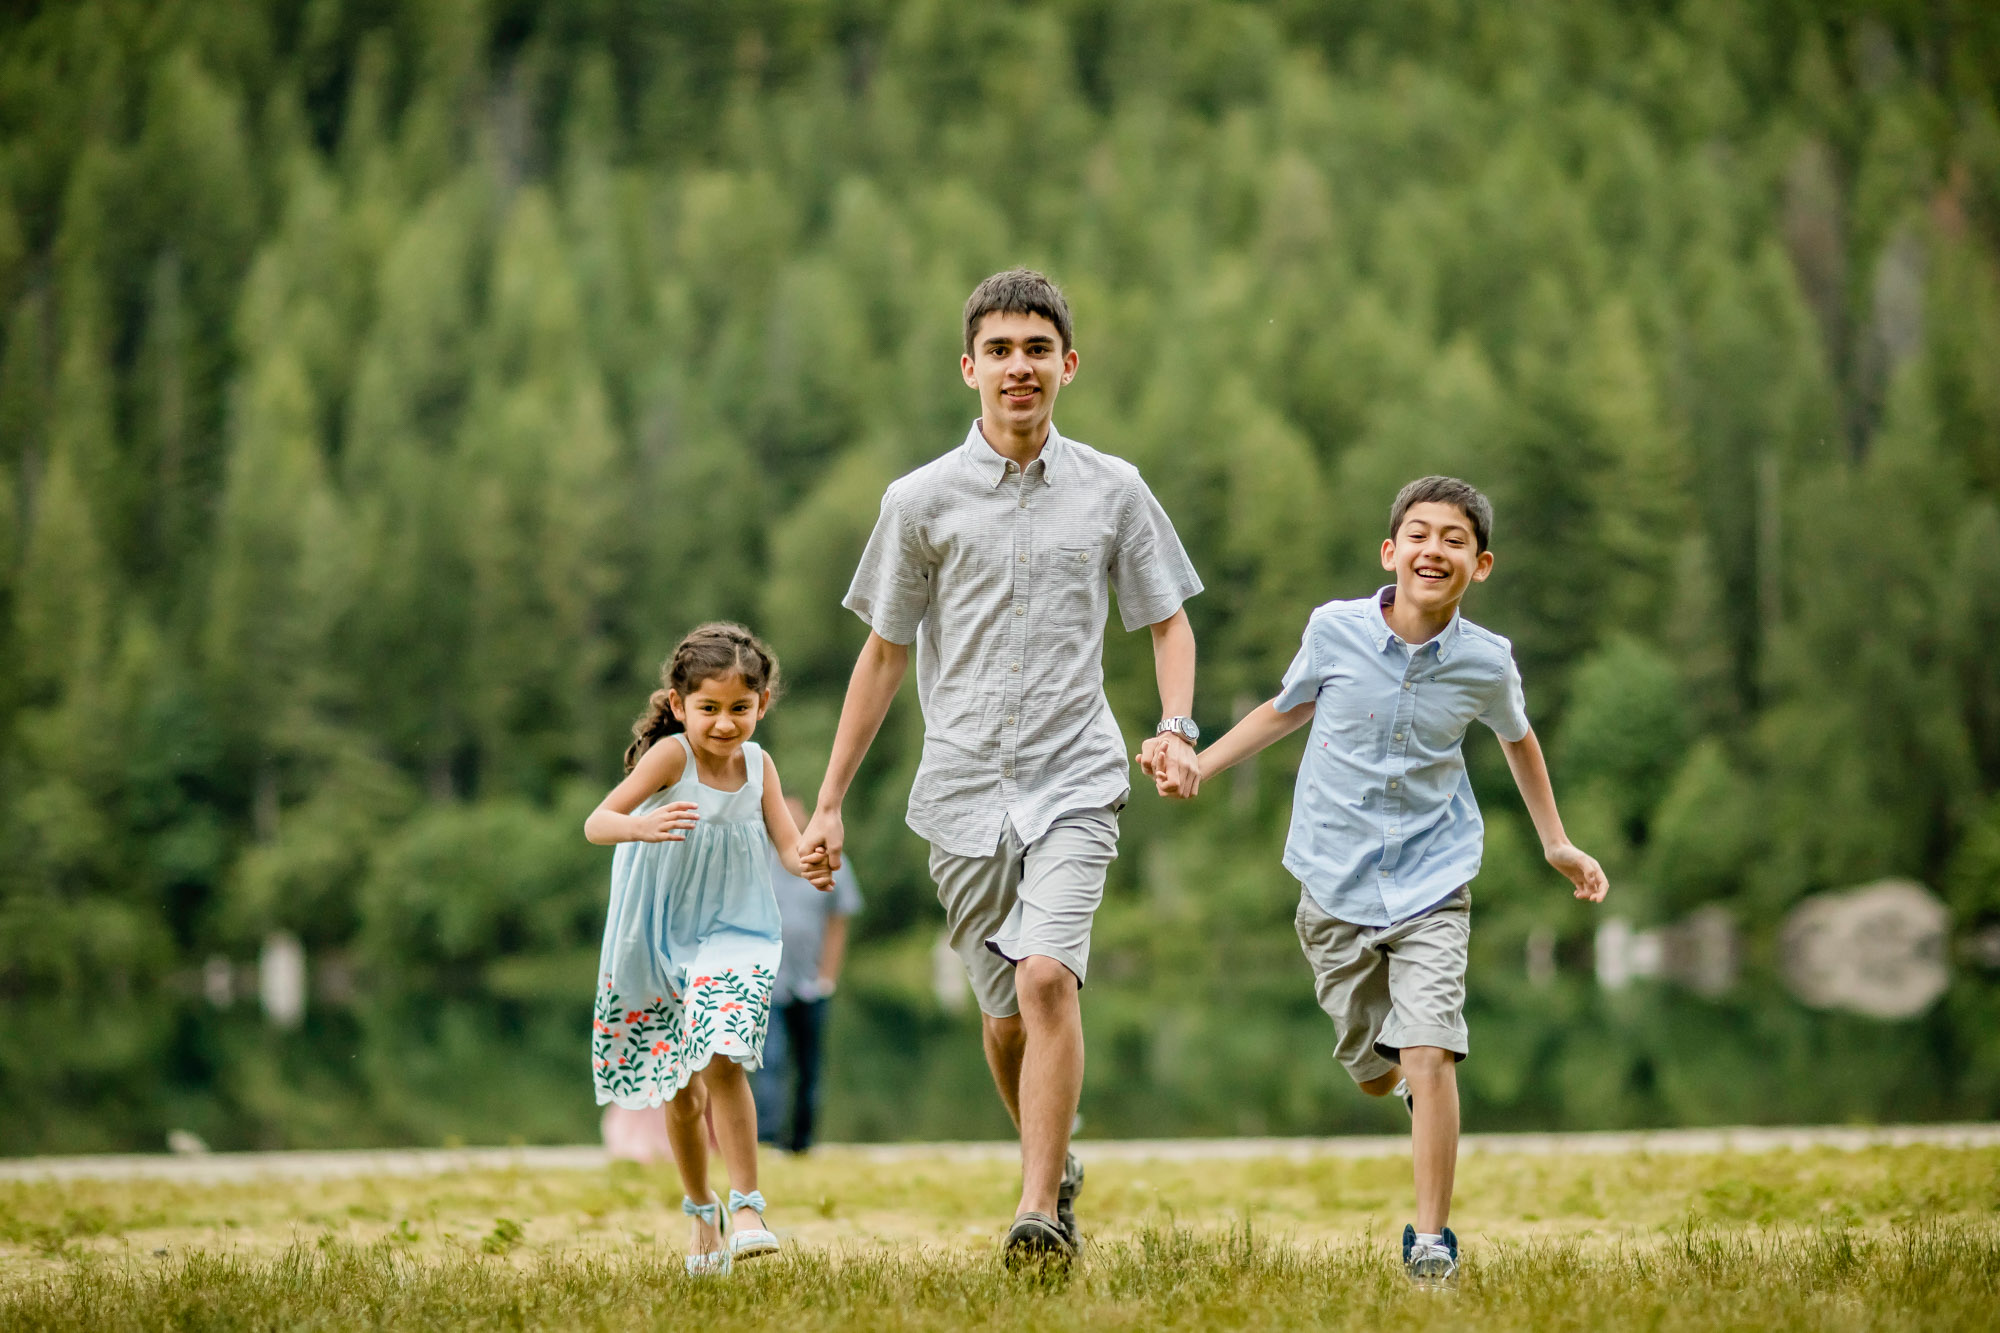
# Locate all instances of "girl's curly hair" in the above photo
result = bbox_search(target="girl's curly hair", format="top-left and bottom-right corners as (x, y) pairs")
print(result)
(624, 622), (781, 771)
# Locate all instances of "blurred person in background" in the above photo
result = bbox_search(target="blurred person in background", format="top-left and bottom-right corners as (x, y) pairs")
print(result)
(754, 795), (864, 1154)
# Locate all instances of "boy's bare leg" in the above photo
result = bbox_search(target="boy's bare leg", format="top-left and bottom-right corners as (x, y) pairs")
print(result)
(1011, 955), (1083, 1218)
(1400, 1046), (1460, 1233)
(982, 1012), (1026, 1128)
(661, 1082), (721, 1253)
(700, 1061), (764, 1233)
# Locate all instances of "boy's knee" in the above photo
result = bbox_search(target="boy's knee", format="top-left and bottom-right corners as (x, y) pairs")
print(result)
(983, 1011), (1025, 1053)
(1013, 956), (1079, 1013)
(1357, 1070), (1401, 1098)
(1400, 1046), (1455, 1079)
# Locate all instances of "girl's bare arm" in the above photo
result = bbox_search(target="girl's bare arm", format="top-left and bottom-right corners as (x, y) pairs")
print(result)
(762, 753), (833, 888)
(584, 741), (696, 844)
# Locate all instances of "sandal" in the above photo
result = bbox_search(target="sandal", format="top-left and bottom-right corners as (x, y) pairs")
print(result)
(682, 1192), (731, 1276)
(727, 1189), (780, 1260)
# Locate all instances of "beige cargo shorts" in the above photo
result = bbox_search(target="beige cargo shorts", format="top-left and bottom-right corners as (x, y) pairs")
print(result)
(928, 804), (1121, 1019)
(1293, 885), (1471, 1084)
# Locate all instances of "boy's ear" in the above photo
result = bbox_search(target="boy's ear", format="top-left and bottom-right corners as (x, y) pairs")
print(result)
(1380, 537), (1397, 572)
(1471, 550), (1495, 582)
(961, 352), (978, 388)
(1060, 346), (1079, 384)
(667, 689), (686, 721)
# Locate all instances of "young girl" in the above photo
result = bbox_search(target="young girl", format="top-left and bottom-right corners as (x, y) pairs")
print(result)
(586, 623), (830, 1275)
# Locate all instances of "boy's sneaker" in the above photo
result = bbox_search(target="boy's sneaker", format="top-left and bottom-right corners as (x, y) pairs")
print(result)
(1056, 1152), (1084, 1245)
(1004, 1211), (1076, 1271)
(1393, 1078), (1413, 1116)
(1401, 1224), (1458, 1284)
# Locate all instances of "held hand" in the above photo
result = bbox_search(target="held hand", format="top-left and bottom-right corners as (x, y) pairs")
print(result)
(630, 802), (700, 842)
(1548, 842), (1609, 902)
(798, 846), (835, 892)
(798, 807), (845, 872)
(1139, 734), (1201, 800)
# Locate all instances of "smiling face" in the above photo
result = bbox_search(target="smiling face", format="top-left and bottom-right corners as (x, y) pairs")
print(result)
(1380, 500), (1494, 615)
(669, 672), (768, 764)
(960, 309), (1077, 441)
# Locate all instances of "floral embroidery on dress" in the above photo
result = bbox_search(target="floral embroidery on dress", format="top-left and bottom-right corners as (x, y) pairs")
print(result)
(592, 964), (775, 1106)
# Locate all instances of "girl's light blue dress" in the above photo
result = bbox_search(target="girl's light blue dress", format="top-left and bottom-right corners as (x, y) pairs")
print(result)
(593, 733), (783, 1108)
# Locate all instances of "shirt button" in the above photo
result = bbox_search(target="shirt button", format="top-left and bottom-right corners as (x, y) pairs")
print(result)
(1010, 663), (1020, 672)
(1019, 498), (1028, 509)
(1002, 765), (1013, 777)
(1006, 715), (1016, 725)
(1403, 682), (1412, 691)
(1389, 780), (1398, 790)
(1014, 607), (1023, 616)
(1006, 462), (1017, 473)
(1018, 553), (1027, 563)
(1394, 732), (1404, 741)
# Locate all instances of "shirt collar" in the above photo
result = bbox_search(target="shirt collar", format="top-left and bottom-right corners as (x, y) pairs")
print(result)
(1369, 585), (1464, 660)
(963, 419), (1064, 487)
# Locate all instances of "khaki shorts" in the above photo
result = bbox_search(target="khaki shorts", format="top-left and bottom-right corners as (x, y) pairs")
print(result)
(928, 804), (1122, 1018)
(1294, 886), (1471, 1084)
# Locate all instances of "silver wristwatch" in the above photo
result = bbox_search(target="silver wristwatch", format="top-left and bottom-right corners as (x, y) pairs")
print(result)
(1157, 716), (1199, 744)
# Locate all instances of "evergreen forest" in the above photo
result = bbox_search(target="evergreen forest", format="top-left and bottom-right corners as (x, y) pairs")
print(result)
(4, 0), (2000, 1151)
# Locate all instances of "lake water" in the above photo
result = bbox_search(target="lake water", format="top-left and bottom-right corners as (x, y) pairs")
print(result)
(3, 944), (1994, 1155)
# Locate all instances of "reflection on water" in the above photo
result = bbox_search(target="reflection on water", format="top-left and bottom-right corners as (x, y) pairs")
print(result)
(1595, 881), (1965, 1020)
(1779, 881), (1950, 1019)
(3, 938), (1997, 1156)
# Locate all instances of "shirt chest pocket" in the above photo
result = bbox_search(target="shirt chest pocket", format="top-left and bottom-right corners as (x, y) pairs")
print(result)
(1040, 542), (1105, 628)
(1410, 680), (1480, 752)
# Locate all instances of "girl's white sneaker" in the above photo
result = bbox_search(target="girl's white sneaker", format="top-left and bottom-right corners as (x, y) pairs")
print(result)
(726, 1188), (780, 1260)
(683, 1193), (732, 1276)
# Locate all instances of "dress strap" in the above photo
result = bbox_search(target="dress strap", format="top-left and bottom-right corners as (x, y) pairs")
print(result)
(669, 732), (698, 789)
(742, 740), (766, 796)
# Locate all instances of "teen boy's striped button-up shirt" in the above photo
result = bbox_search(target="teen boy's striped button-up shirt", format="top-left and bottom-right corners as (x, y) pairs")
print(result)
(1274, 588), (1531, 927)
(844, 422), (1202, 858)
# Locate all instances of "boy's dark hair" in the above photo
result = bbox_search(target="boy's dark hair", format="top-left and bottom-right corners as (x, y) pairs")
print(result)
(1390, 476), (1494, 553)
(625, 622), (780, 771)
(963, 268), (1073, 356)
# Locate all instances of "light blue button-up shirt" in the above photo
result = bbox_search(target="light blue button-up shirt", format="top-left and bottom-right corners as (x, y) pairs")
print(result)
(1274, 587), (1531, 927)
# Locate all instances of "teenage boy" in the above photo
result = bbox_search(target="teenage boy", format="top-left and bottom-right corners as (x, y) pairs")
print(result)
(1145, 475), (1608, 1283)
(799, 268), (1203, 1262)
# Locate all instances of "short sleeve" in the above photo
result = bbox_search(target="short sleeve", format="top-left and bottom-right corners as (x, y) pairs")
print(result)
(1272, 619), (1321, 713)
(842, 491), (931, 644)
(1109, 474), (1203, 631)
(1478, 650), (1532, 743)
(831, 862), (863, 917)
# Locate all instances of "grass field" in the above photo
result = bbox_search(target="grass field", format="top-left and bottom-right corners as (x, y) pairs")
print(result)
(3, 1143), (1998, 1329)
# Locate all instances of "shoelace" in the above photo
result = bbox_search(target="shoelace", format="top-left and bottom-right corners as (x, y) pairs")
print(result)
(1412, 1243), (1455, 1273)
(729, 1189), (766, 1216)
(681, 1196), (720, 1225)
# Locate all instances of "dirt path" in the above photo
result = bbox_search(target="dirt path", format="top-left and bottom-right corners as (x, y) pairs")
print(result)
(6, 1122), (1997, 1184)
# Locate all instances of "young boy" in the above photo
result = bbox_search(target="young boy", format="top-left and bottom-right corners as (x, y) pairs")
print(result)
(799, 268), (1204, 1263)
(1145, 475), (1608, 1282)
